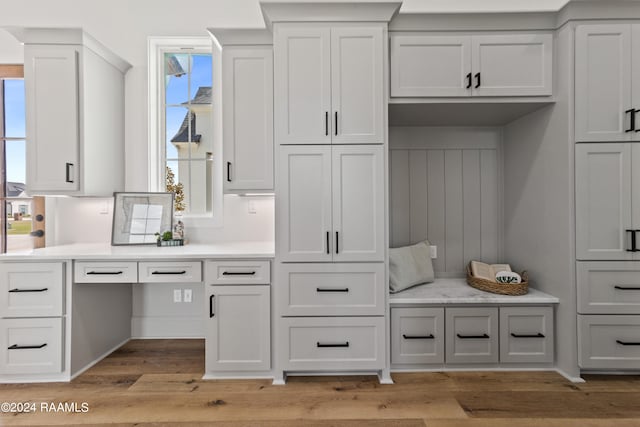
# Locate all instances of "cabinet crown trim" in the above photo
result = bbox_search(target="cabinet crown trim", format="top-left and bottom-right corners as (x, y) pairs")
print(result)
(260, 2), (401, 28)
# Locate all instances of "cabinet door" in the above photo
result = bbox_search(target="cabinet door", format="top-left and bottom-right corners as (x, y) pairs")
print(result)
(575, 24), (632, 142)
(331, 27), (384, 144)
(446, 307), (499, 364)
(25, 45), (80, 192)
(332, 145), (384, 262)
(277, 146), (333, 262)
(499, 306), (554, 364)
(205, 285), (270, 372)
(390, 35), (471, 97)
(223, 47), (274, 191)
(274, 26), (331, 145)
(472, 34), (552, 97)
(391, 307), (445, 365)
(0, 262), (64, 318)
(575, 143), (633, 260)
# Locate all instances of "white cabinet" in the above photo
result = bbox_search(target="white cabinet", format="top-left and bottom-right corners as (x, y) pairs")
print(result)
(205, 285), (270, 372)
(499, 306), (554, 364)
(446, 307), (499, 364)
(391, 307), (445, 365)
(577, 261), (640, 315)
(391, 33), (552, 98)
(579, 315), (640, 369)
(222, 46), (274, 191)
(277, 145), (384, 262)
(22, 29), (130, 196)
(0, 318), (63, 375)
(575, 24), (640, 142)
(274, 25), (384, 144)
(0, 262), (64, 318)
(575, 143), (640, 260)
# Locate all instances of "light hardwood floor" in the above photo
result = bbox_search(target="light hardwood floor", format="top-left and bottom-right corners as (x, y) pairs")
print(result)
(1, 339), (640, 426)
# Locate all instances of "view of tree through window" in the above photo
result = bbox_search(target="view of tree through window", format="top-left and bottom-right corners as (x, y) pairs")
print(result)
(163, 52), (213, 215)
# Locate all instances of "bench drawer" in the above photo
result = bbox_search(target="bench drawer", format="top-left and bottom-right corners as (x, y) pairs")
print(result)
(278, 263), (384, 316)
(500, 306), (554, 363)
(280, 317), (385, 371)
(0, 317), (63, 375)
(446, 307), (498, 364)
(0, 262), (64, 318)
(207, 261), (270, 285)
(139, 261), (202, 283)
(74, 261), (137, 283)
(579, 314), (640, 369)
(391, 307), (444, 365)
(577, 261), (640, 314)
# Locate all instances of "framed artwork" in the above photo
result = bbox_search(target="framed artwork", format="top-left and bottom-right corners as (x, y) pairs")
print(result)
(111, 192), (174, 245)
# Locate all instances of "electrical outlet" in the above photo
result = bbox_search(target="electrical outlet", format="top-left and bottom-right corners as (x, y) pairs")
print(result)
(184, 289), (192, 303)
(430, 245), (437, 259)
(173, 289), (182, 303)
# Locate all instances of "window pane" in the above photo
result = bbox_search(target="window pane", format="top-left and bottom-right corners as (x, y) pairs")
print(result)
(165, 160), (187, 213)
(5, 140), (27, 195)
(7, 199), (33, 252)
(188, 108), (212, 159)
(164, 53), (190, 105)
(3, 80), (25, 138)
(166, 107), (189, 160)
(190, 54), (212, 100)
(189, 159), (213, 215)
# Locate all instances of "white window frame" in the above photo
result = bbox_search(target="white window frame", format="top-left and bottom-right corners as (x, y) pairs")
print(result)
(148, 36), (222, 227)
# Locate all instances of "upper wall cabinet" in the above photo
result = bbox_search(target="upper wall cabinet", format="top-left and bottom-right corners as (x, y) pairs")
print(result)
(19, 29), (130, 196)
(274, 25), (384, 145)
(221, 46), (274, 192)
(390, 33), (553, 98)
(575, 24), (640, 142)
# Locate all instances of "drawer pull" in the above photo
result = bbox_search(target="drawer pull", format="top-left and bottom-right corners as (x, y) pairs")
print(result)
(209, 294), (215, 318)
(151, 270), (187, 275)
(616, 340), (640, 346)
(8, 343), (47, 350)
(614, 285), (640, 290)
(86, 271), (124, 275)
(457, 333), (490, 339)
(511, 332), (545, 338)
(316, 287), (349, 293)
(402, 334), (434, 340)
(317, 341), (349, 348)
(8, 288), (48, 293)
(222, 271), (256, 276)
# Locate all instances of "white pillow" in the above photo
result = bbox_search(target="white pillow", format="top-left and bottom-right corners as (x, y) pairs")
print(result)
(389, 240), (435, 293)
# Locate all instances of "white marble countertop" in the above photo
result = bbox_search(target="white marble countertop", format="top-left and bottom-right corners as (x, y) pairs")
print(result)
(0, 241), (275, 260)
(389, 277), (559, 305)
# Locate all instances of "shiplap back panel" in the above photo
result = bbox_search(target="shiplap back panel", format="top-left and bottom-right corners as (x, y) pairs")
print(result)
(389, 127), (501, 277)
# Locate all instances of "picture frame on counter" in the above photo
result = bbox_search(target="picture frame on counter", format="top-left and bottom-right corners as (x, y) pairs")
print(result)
(111, 192), (174, 245)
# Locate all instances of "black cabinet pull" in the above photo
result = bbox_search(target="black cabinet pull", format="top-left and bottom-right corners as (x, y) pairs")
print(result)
(326, 231), (330, 254)
(334, 111), (338, 136)
(316, 287), (349, 293)
(626, 108), (637, 132)
(403, 334), (435, 340)
(615, 285), (640, 290)
(87, 271), (123, 275)
(465, 72), (472, 89)
(8, 343), (47, 350)
(317, 341), (349, 348)
(222, 271), (256, 276)
(511, 332), (545, 338)
(8, 288), (48, 293)
(209, 294), (215, 318)
(325, 111), (329, 136)
(457, 333), (490, 339)
(151, 270), (186, 275)
(65, 162), (74, 183)
(474, 72), (481, 89)
(335, 231), (339, 254)
(226, 162), (232, 182)
(616, 340), (640, 346)
(626, 229), (639, 252)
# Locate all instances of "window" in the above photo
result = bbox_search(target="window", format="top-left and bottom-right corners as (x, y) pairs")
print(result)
(0, 65), (43, 254)
(149, 38), (221, 224)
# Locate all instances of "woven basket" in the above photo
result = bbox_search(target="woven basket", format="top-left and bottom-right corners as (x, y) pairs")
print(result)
(466, 263), (528, 296)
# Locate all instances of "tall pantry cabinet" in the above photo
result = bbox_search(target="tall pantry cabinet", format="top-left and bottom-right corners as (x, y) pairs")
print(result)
(269, 6), (395, 380)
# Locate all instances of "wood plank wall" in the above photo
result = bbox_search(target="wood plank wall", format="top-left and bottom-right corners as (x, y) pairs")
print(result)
(389, 127), (501, 277)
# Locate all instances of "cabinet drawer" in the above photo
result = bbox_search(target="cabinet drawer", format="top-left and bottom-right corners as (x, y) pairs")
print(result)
(74, 261), (137, 283)
(500, 306), (554, 364)
(446, 307), (498, 364)
(139, 261), (202, 283)
(579, 315), (640, 369)
(0, 317), (63, 375)
(206, 261), (270, 285)
(0, 262), (64, 318)
(280, 317), (385, 371)
(577, 262), (640, 314)
(391, 307), (444, 365)
(278, 263), (384, 316)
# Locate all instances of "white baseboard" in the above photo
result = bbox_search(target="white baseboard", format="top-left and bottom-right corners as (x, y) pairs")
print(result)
(70, 337), (131, 380)
(131, 316), (204, 338)
(555, 368), (585, 383)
